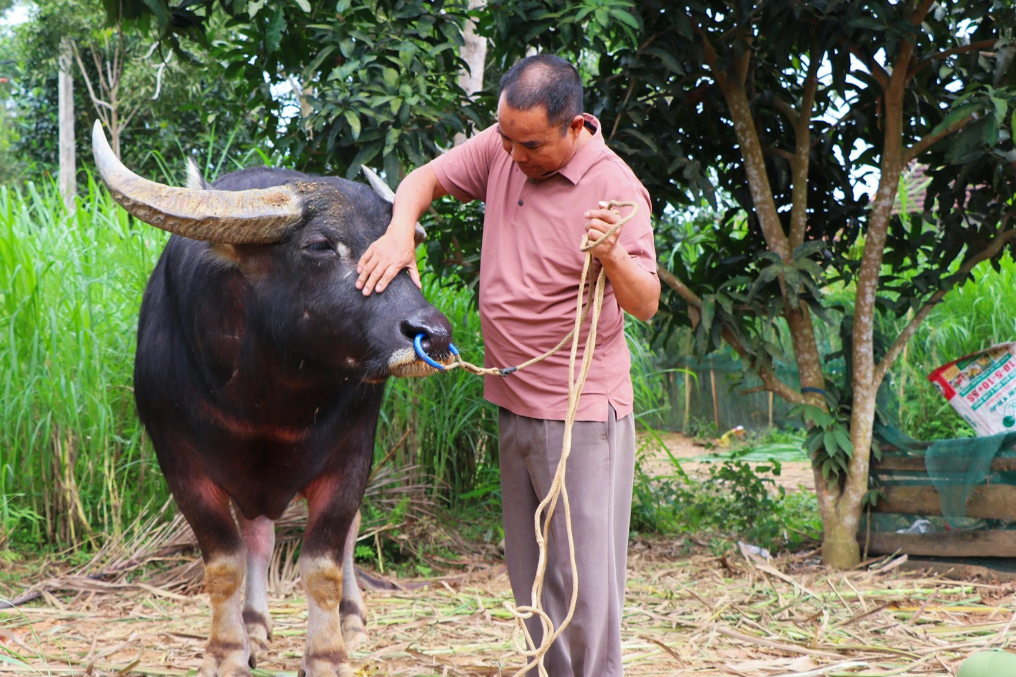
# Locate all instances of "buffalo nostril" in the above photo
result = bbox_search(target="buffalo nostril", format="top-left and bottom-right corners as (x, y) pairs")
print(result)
(401, 308), (453, 356)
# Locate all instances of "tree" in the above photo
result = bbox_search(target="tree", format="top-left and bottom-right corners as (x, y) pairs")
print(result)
(1, 0), (264, 186)
(111, 0), (484, 184)
(553, 0), (1014, 567)
(70, 26), (153, 160)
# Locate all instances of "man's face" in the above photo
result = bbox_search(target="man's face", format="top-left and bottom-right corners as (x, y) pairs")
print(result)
(496, 94), (584, 179)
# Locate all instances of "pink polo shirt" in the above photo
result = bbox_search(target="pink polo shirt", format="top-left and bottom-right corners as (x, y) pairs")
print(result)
(431, 115), (656, 422)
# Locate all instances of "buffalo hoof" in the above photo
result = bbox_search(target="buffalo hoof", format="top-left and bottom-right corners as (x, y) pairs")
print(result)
(340, 612), (368, 650)
(245, 623), (271, 668)
(198, 649), (251, 677)
(298, 661), (356, 677)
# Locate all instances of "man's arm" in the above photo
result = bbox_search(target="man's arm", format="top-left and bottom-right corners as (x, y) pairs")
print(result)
(356, 164), (448, 295)
(585, 203), (660, 321)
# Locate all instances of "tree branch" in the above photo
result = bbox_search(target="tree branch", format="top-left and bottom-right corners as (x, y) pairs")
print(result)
(657, 264), (807, 405)
(909, 0), (935, 26)
(874, 224), (1016, 385)
(657, 264), (702, 307)
(732, 48), (751, 86)
(789, 44), (824, 249)
(762, 144), (796, 162)
(850, 46), (890, 88)
(904, 114), (974, 163)
(698, 27), (724, 87)
(70, 41), (110, 130)
(906, 40), (997, 82)
(770, 96), (798, 126)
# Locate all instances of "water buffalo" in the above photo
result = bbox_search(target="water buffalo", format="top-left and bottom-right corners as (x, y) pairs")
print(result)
(91, 121), (453, 677)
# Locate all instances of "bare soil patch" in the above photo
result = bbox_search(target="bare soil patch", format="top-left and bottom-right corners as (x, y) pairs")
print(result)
(640, 431), (815, 493)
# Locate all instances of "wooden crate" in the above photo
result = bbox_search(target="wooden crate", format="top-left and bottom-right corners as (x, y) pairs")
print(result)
(861, 455), (1016, 557)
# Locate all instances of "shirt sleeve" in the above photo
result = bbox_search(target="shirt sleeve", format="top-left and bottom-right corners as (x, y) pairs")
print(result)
(430, 124), (501, 203)
(613, 178), (657, 275)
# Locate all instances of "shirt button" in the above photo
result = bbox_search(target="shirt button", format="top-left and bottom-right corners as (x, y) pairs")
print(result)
(518, 199), (524, 206)
(529, 178), (535, 184)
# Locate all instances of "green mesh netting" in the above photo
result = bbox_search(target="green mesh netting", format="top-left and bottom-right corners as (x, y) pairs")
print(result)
(925, 433), (1016, 527)
(870, 423), (1016, 532)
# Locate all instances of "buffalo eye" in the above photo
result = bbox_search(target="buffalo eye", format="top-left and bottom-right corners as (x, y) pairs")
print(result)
(303, 240), (335, 255)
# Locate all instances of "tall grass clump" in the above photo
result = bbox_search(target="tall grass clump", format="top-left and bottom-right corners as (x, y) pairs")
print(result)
(377, 278), (498, 504)
(0, 178), (170, 550)
(889, 253), (1016, 440)
(0, 181), (504, 548)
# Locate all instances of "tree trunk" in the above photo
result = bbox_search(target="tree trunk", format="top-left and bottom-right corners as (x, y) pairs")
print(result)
(58, 40), (76, 214)
(454, 0), (487, 146)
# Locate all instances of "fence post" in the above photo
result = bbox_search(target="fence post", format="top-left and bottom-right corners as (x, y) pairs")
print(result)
(58, 39), (76, 215)
(710, 359), (719, 432)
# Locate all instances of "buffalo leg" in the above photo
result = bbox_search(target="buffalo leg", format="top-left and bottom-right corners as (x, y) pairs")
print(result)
(298, 477), (365, 677)
(238, 513), (275, 668)
(339, 510), (367, 649)
(173, 479), (251, 677)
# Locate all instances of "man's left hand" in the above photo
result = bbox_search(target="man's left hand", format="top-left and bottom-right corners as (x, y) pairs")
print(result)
(584, 201), (623, 263)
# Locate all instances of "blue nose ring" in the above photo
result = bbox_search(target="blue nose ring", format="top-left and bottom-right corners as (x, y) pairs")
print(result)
(414, 333), (458, 370)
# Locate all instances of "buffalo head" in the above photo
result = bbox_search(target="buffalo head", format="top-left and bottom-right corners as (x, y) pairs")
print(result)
(91, 120), (453, 381)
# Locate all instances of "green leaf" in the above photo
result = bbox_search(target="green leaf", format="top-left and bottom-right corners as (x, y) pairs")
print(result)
(823, 430), (838, 457)
(344, 110), (361, 140)
(293, 0), (310, 12)
(382, 67), (399, 89)
(645, 47), (683, 75)
(383, 127), (401, 156)
(345, 140), (384, 180)
(336, 0), (351, 11)
(848, 17), (886, 30)
(266, 6), (286, 53)
(247, 0), (266, 18)
(747, 265), (782, 301)
(793, 240), (825, 260)
(701, 294), (715, 334)
(929, 102), (980, 137)
(983, 115), (1000, 147)
(305, 46), (337, 76)
(992, 96), (1008, 125)
(610, 8), (639, 29)
(945, 121), (984, 164)
(833, 428), (854, 456)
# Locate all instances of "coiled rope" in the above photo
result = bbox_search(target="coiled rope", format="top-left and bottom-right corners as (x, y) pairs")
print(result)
(416, 200), (639, 677)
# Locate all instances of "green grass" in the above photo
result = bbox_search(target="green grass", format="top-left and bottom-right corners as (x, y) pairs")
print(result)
(888, 253), (1016, 440)
(0, 178), (168, 549)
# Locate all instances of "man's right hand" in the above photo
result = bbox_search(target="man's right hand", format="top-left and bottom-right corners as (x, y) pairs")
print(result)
(355, 164), (448, 295)
(356, 226), (420, 295)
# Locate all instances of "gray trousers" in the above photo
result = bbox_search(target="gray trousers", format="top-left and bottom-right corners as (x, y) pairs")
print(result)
(498, 406), (636, 677)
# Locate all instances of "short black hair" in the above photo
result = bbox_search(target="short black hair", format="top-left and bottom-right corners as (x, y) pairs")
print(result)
(498, 55), (583, 130)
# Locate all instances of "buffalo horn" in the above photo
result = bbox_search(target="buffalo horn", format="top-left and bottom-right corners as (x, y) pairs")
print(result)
(91, 121), (303, 244)
(361, 165), (427, 245)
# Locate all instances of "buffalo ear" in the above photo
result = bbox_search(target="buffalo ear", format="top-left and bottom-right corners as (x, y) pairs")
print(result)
(208, 244), (241, 266)
(361, 165), (428, 245)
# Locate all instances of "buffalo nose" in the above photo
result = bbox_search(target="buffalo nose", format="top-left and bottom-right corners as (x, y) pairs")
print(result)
(401, 306), (453, 355)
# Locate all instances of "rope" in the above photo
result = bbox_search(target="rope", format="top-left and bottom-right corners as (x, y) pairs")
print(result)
(442, 200), (639, 677)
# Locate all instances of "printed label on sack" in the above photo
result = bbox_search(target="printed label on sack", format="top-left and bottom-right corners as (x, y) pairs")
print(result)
(928, 343), (1016, 437)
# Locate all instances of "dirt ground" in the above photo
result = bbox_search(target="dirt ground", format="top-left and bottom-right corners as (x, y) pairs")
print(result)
(6, 543), (1016, 676)
(3, 434), (1011, 676)
(640, 431), (816, 493)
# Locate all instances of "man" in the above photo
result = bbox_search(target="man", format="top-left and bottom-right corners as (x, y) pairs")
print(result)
(356, 54), (659, 677)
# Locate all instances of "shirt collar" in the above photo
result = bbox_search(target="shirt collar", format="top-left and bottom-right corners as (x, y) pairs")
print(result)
(557, 113), (604, 185)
